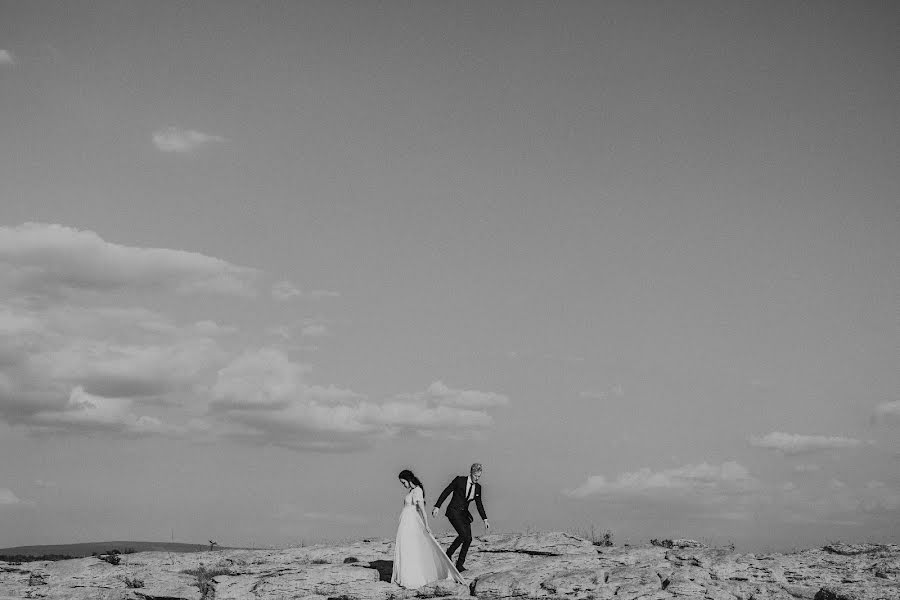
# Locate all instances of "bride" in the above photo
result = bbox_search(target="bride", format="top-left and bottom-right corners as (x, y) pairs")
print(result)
(392, 469), (466, 588)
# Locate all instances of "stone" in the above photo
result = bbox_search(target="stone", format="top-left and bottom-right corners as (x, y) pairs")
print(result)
(1, 533), (899, 600)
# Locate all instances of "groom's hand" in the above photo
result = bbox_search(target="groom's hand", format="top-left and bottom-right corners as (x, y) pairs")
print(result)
(431, 507), (439, 518)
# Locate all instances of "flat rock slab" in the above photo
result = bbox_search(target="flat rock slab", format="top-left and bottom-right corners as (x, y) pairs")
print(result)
(1, 533), (898, 600)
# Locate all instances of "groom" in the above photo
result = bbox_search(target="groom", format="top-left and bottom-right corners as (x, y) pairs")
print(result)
(432, 463), (490, 572)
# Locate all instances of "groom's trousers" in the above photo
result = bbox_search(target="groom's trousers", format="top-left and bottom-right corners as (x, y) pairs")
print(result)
(445, 510), (473, 568)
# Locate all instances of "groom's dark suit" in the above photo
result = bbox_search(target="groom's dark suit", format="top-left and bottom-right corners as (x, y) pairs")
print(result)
(434, 476), (487, 569)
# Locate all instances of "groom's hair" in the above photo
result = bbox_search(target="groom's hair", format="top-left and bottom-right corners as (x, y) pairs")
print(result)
(470, 463), (483, 475)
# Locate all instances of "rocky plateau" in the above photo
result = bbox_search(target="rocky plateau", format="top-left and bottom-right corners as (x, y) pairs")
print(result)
(2, 532), (898, 600)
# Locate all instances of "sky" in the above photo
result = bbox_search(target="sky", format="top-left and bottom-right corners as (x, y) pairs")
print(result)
(0, 1), (897, 552)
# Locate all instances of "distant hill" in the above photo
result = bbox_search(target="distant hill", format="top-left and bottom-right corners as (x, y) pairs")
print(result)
(0, 541), (230, 560)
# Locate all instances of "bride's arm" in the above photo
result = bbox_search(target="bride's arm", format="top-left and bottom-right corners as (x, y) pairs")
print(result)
(414, 488), (432, 533)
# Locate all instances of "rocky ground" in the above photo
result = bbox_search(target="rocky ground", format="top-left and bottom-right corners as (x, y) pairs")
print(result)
(1, 532), (898, 600)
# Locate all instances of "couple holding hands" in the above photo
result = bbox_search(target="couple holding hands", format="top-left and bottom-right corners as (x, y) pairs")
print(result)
(392, 463), (489, 588)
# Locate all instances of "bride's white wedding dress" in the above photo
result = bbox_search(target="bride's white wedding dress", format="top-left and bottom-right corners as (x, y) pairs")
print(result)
(392, 486), (465, 588)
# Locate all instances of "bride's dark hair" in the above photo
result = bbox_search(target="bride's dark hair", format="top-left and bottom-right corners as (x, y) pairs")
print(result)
(398, 469), (426, 501)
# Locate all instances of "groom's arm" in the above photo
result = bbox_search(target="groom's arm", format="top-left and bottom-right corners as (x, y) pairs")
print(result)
(475, 486), (487, 521)
(434, 477), (456, 509)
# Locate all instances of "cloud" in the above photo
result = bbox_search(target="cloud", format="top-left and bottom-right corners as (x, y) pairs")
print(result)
(0, 50), (14, 66)
(208, 349), (509, 451)
(564, 461), (757, 499)
(152, 126), (226, 153)
(42, 337), (225, 398)
(568, 461), (900, 529)
(0, 223), (509, 449)
(271, 280), (340, 301)
(0, 299), (227, 432)
(27, 386), (185, 437)
(766, 478), (900, 524)
(748, 432), (864, 455)
(793, 463), (821, 474)
(301, 323), (329, 337)
(872, 401), (900, 425)
(272, 504), (365, 524)
(398, 381), (510, 409)
(579, 384), (625, 401)
(859, 481), (900, 513)
(267, 317), (336, 340)
(0, 488), (23, 505)
(192, 320), (238, 336)
(0, 223), (258, 297)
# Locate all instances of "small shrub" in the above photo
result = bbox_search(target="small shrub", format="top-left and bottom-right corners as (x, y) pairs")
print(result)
(571, 525), (614, 547)
(311, 558), (330, 564)
(650, 539), (674, 548)
(124, 576), (145, 588)
(99, 553), (121, 565)
(597, 530), (614, 547)
(183, 565), (235, 600)
(343, 557), (359, 563)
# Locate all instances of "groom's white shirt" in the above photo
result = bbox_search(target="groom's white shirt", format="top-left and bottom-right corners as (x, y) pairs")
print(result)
(465, 476), (474, 500)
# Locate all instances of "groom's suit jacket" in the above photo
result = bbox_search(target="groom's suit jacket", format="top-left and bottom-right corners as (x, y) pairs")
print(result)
(435, 476), (487, 523)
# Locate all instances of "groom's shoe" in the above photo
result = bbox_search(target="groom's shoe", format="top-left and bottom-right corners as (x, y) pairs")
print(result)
(456, 565), (467, 572)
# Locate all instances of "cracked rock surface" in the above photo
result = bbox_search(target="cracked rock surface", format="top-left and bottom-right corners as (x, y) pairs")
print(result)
(1, 533), (898, 600)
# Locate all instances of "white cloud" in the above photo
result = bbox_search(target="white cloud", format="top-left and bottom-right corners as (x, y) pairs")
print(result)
(271, 280), (302, 300)
(192, 320), (238, 336)
(749, 432), (864, 455)
(0, 50), (14, 66)
(267, 318), (335, 340)
(579, 384), (625, 401)
(564, 461), (756, 498)
(300, 323), (329, 337)
(368, 401), (493, 430)
(872, 401), (900, 424)
(0, 222), (508, 450)
(28, 386), (184, 437)
(271, 280), (340, 301)
(767, 478), (900, 524)
(0, 223), (258, 297)
(0, 488), (23, 505)
(860, 481), (900, 512)
(793, 463), (821, 474)
(208, 349), (509, 451)
(152, 126), (226, 153)
(41, 337), (224, 398)
(211, 348), (312, 411)
(398, 380), (510, 409)
(0, 298), (228, 433)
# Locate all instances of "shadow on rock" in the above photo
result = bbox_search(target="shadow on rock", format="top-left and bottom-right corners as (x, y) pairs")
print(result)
(365, 559), (394, 582)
